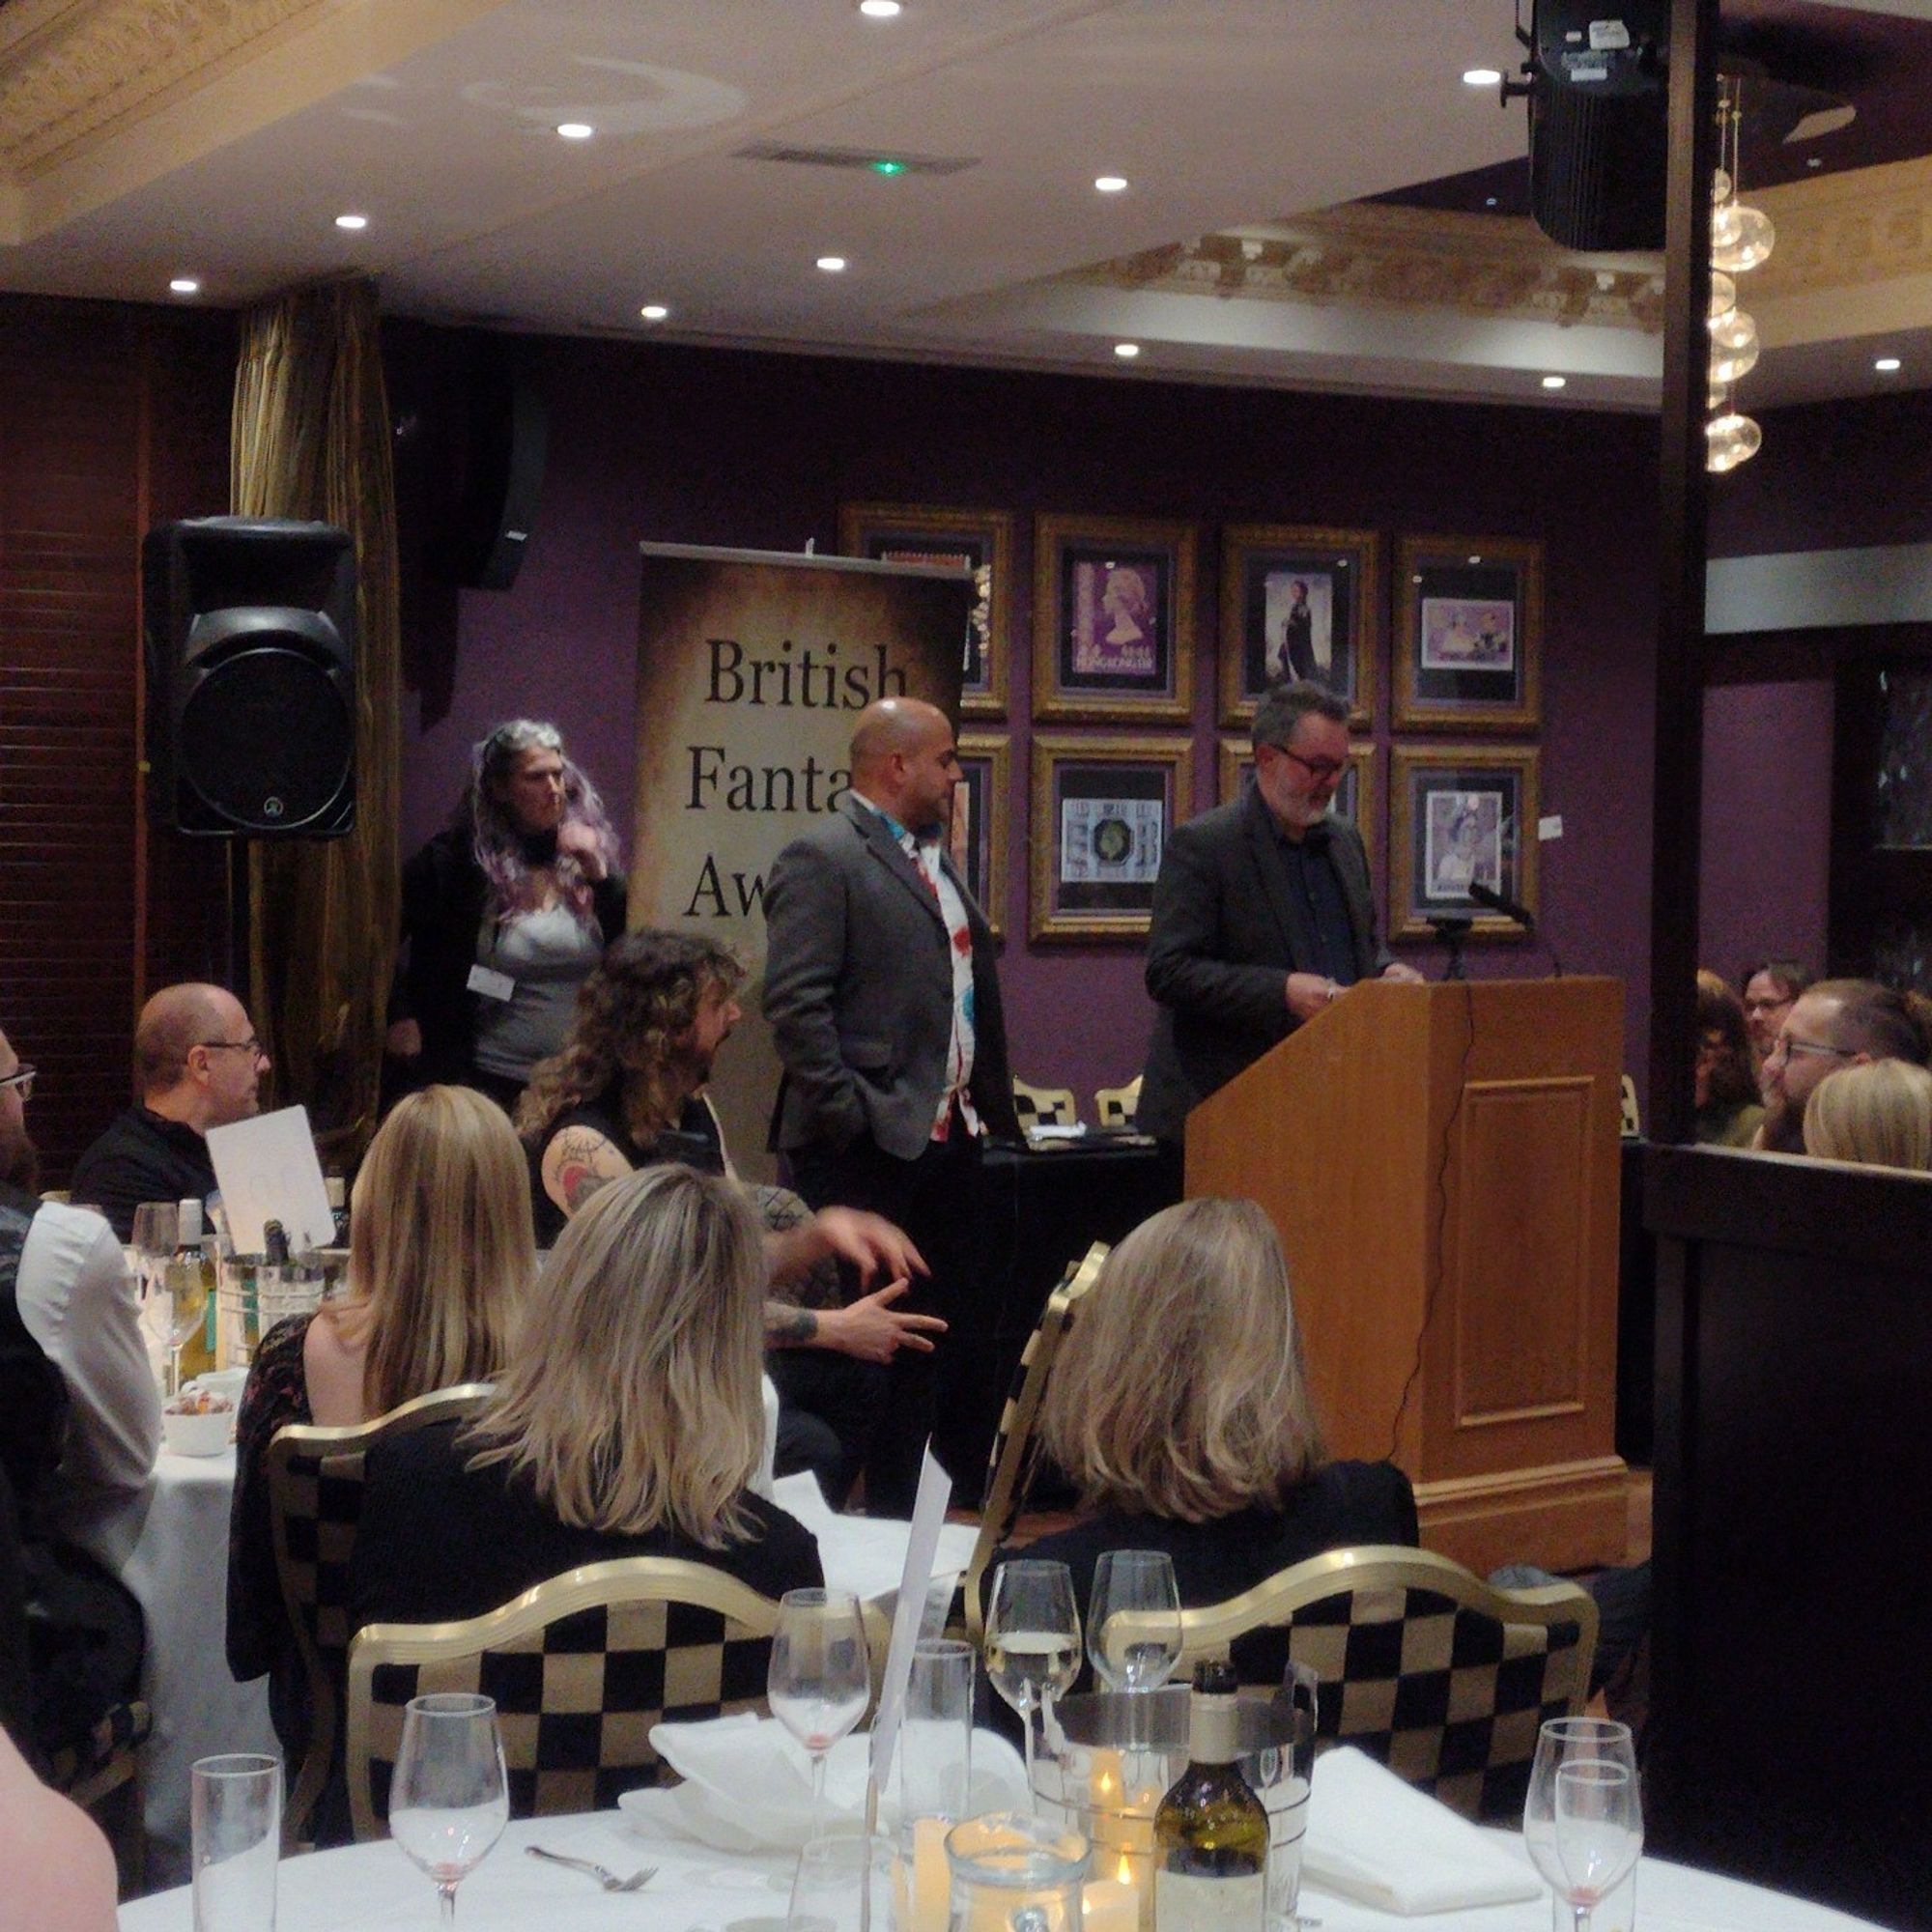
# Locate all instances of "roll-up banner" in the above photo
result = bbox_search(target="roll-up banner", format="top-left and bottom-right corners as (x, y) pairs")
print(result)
(632, 543), (973, 1181)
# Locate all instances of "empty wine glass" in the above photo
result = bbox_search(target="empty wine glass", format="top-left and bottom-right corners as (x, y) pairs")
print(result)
(768, 1587), (870, 1840)
(387, 1692), (509, 1928)
(1523, 1718), (1641, 1932)
(129, 1201), (178, 1318)
(983, 1559), (1080, 1809)
(1088, 1549), (1181, 1692)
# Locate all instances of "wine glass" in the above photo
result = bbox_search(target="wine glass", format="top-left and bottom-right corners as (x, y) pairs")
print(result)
(785, 1833), (895, 1932)
(1088, 1549), (1181, 1692)
(1523, 1718), (1641, 1932)
(129, 1201), (178, 1321)
(387, 1692), (509, 1928)
(983, 1559), (1080, 1809)
(160, 1252), (210, 1398)
(768, 1587), (870, 1840)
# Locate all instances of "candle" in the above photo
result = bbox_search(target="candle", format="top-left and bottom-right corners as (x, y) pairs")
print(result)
(1089, 1746), (1123, 1809)
(1082, 1876), (1140, 1932)
(904, 1815), (951, 1932)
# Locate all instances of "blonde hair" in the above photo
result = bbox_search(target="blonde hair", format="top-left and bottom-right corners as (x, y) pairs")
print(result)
(1039, 1198), (1325, 1523)
(325, 1086), (533, 1415)
(1804, 1060), (1932, 1173)
(463, 1164), (766, 1546)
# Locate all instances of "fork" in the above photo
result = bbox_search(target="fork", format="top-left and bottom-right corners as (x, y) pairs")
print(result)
(526, 1844), (657, 1892)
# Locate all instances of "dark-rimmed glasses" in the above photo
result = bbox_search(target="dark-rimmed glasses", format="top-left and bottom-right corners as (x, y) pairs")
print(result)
(1269, 745), (1348, 785)
(195, 1038), (263, 1059)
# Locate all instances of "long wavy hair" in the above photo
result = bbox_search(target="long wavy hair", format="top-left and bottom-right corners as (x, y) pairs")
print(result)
(1695, 970), (1760, 1111)
(462, 1165), (767, 1545)
(462, 719), (621, 923)
(516, 929), (745, 1150)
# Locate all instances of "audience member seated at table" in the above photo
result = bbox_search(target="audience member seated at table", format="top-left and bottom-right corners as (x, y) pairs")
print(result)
(1739, 956), (1813, 1068)
(1754, 978), (1932, 1155)
(1803, 1059), (1932, 1173)
(1694, 970), (1764, 1148)
(226, 1085), (533, 1768)
(520, 928), (944, 1508)
(350, 1164), (822, 1632)
(999, 1196), (1416, 1642)
(69, 982), (270, 1241)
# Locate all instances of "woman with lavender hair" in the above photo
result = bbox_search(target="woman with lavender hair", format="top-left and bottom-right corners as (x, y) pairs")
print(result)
(386, 720), (627, 1110)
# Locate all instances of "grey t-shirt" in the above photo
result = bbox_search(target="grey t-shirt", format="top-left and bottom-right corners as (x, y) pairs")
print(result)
(471, 901), (605, 1080)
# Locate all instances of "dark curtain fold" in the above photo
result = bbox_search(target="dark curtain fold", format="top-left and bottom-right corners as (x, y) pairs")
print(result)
(230, 280), (401, 1164)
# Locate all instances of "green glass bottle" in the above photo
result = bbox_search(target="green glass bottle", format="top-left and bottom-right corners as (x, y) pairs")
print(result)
(1152, 1658), (1269, 1931)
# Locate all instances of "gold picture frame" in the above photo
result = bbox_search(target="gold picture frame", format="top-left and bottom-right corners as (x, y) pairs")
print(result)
(951, 730), (1010, 941)
(1218, 523), (1378, 728)
(1388, 742), (1540, 943)
(1393, 533), (1543, 733)
(1030, 733), (1195, 943)
(1217, 736), (1378, 859)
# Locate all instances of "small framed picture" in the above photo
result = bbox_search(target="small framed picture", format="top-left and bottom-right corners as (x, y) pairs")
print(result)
(1030, 733), (1195, 942)
(1218, 525), (1378, 727)
(838, 502), (1014, 718)
(1033, 514), (1197, 724)
(1218, 737), (1378, 855)
(950, 731), (1010, 940)
(1393, 535), (1542, 732)
(1389, 744), (1540, 942)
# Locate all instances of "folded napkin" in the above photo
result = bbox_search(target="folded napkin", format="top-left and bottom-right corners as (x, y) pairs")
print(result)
(617, 1713), (1027, 1853)
(1302, 1747), (1544, 1915)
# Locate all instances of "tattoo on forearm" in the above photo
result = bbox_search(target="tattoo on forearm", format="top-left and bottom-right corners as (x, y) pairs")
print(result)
(765, 1301), (818, 1346)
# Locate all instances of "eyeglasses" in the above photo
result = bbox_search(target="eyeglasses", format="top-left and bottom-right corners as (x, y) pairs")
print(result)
(195, 1038), (263, 1059)
(0, 1065), (35, 1100)
(1767, 1035), (1855, 1065)
(1272, 746), (1349, 784)
(1742, 995), (1792, 1016)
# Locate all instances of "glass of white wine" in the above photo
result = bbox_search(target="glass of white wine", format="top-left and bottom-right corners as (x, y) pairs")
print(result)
(387, 1692), (509, 1928)
(767, 1587), (870, 1841)
(983, 1558), (1080, 1810)
(162, 1251), (210, 1398)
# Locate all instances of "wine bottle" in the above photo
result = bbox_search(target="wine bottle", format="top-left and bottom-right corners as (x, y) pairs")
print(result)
(325, 1173), (350, 1248)
(1153, 1659), (1269, 1931)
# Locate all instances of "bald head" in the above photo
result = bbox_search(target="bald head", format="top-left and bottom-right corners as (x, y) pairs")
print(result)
(850, 697), (949, 775)
(136, 983), (267, 1130)
(847, 698), (960, 833)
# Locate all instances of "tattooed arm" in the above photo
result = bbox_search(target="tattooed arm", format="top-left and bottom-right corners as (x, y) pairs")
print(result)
(538, 1124), (635, 1222)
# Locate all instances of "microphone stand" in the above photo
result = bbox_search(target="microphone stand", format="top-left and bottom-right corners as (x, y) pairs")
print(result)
(1429, 914), (1473, 981)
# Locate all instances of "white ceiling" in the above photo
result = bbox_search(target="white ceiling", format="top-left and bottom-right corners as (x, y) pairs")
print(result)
(0, 0), (1925, 411)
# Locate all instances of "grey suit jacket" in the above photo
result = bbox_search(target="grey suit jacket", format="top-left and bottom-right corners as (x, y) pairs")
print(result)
(763, 793), (1021, 1161)
(1138, 785), (1389, 1144)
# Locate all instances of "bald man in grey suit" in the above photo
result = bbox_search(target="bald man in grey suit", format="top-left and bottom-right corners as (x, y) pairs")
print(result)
(764, 697), (1020, 1512)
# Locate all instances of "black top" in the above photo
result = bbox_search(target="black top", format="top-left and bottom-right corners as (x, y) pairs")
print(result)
(349, 1417), (822, 1630)
(529, 1087), (723, 1246)
(1275, 823), (1359, 989)
(68, 1108), (216, 1243)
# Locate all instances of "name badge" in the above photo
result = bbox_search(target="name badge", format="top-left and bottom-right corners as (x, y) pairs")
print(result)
(467, 964), (515, 1002)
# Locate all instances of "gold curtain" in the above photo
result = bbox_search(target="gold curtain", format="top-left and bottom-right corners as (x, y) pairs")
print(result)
(230, 279), (401, 1164)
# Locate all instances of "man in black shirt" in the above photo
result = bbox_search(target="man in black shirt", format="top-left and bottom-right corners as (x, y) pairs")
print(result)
(71, 984), (269, 1239)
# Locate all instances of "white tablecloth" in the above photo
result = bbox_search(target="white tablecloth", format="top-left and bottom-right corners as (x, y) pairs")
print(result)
(116, 1806), (1889, 1931)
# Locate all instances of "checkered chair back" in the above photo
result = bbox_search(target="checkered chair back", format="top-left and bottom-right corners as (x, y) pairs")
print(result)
(1169, 1545), (1599, 1823)
(963, 1241), (1109, 1641)
(1011, 1079), (1078, 1129)
(266, 1384), (494, 1848)
(344, 1557), (782, 1841)
(1094, 1076), (1142, 1129)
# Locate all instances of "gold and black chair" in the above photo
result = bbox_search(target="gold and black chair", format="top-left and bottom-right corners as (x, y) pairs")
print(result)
(266, 1383), (493, 1848)
(1011, 1078), (1078, 1131)
(1160, 1544), (1598, 1822)
(1094, 1076), (1142, 1129)
(344, 1557), (783, 1840)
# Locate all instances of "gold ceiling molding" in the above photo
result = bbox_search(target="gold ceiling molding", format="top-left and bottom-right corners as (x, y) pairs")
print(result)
(0, 0), (326, 178)
(1065, 203), (1667, 334)
(1752, 156), (1932, 299)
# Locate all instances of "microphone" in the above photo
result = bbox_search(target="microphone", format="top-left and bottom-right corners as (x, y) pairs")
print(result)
(1466, 879), (1537, 932)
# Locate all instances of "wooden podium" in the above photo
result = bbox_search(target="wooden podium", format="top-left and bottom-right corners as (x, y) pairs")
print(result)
(1185, 978), (1629, 1573)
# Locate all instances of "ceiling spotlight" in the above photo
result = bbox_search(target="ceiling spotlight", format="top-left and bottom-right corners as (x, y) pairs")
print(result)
(1462, 67), (1502, 86)
(1094, 175), (1128, 194)
(169, 277), (200, 296)
(858, 0), (902, 14)
(555, 122), (594, 140)
(1541, 375), (1567, 390)
(1484, 195), (1499, 208)
(1114, 342), (1141, 359)
(1876, 356), (1902, 373)
(639, 304), (669, 322)
(334, 213), (368, 231)
(815, 255), (847, 272)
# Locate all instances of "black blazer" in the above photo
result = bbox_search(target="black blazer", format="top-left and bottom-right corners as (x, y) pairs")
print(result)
(1138, 787), (1388, 1144)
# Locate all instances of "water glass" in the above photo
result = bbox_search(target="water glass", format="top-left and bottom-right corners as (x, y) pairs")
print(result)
(1088, 1550), (1181, 1692)
(191, 1752), (280, 1932)
(388, 1693), (509, 1927)
(900, 1637), (975, 1827)
(786, 1833), (897, 1932)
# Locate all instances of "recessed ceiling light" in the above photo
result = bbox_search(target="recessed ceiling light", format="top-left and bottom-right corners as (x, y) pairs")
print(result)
(169, 277), (200, 296)
(1463, 67), (1502, 86)
(639, 304), (669, 322)
(334, 213), (368, 231)
(815, 255), (847, 273)
(859, 0), (902, 14)
(556, 122), (594, 140)
(1467, 554), (1483, 565)
(1541, 375), (1567, 389)
(1114, 342), (1141, 359)
(1485, 196), (1499, 208)
(1876, 356), (1902, 373)
(1094, 175), (1128, 194)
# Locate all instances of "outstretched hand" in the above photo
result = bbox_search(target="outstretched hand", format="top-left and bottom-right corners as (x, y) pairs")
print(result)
(816, 1279), (948, 1364)
(809, 1206), (929, 1287)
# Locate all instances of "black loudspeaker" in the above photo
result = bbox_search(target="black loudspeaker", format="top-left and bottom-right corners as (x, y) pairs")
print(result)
(143, 517), (357, 838)
(1528, 0), (1668, 252)
(446, 365), (547, 591)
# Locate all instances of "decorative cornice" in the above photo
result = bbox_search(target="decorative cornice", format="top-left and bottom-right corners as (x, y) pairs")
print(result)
(1751, 155), (1932, 299)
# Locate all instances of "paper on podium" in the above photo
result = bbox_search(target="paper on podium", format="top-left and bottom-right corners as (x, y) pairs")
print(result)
(207, 1105), (333, 1254)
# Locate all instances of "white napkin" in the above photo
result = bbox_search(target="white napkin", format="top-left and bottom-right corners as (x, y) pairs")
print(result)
(616, 1713), (1027, 1853)
(1302, 1747), (1545, 1915)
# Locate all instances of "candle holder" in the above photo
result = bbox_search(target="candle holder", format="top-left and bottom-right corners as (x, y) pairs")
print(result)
(945, 1810), (1088, 1931)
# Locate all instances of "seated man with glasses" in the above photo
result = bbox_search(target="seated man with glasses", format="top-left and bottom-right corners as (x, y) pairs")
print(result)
(1138, 680), (1421, 1154)
(70, 984), (270, 1240)
(1754, 977), (1932, 1155)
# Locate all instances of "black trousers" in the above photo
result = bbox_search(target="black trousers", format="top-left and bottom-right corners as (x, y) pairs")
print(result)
(786, 1122), (984, 1517)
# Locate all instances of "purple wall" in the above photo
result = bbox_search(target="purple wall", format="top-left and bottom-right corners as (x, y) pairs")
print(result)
(394, 330), (1666, 1105)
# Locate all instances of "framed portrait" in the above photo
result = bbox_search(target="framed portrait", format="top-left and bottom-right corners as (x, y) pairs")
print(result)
(1030, 733), (1194, 942)
(1389, 744), (1540, 943)
(1393, 535), (1542, 732)
(838, 502), (1014, 718)
(1032, 514), (1197, 724)
(1217, 736), (1378, 856)
(950, 731), (1009, 940)
(1218, 524), (1378, 727)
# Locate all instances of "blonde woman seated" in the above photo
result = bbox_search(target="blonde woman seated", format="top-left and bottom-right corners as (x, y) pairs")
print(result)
(1803, 1060), (1932, 1173)
(1001, 1197), (1416, 1634)
(349, 1164), (821, 1632)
